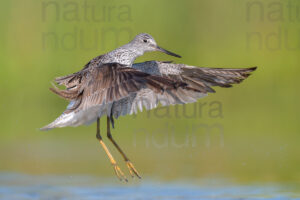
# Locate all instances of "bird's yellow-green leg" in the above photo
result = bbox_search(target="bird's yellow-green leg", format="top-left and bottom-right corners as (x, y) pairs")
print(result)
(107, 116), (141, 179)
(96, 118), (128, 182)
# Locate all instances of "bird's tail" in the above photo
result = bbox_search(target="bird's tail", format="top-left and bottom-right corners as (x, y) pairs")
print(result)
(40, 112), (75, 131)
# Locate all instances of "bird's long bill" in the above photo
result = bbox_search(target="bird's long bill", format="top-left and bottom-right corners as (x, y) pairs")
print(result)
(156, 46), (181, 58)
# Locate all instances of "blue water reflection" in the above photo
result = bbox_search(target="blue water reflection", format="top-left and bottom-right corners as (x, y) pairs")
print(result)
(0, 173), (299, 200)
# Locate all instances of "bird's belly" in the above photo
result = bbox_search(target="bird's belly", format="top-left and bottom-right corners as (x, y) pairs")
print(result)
(66, 104), (111, 127)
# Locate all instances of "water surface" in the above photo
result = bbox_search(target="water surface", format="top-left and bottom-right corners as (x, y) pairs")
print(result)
(0, 173), (299, 200)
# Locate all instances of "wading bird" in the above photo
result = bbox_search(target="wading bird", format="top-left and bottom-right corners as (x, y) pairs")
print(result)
(41, 33), (256, 181)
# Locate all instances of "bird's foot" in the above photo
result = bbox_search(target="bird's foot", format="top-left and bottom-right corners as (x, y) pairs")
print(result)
(126, 161), (141, 179)
(113, 163), (128, 182)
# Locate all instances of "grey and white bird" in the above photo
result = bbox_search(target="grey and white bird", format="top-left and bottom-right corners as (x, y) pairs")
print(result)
(41, 33), (256, 181)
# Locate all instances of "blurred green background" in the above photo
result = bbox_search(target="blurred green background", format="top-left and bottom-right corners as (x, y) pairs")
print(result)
(0, 0), (299, 185)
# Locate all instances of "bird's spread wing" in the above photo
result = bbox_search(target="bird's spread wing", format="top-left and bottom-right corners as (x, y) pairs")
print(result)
(50, 63), (195, 114)
(41, 61), (256, 130)
(133, 61), (256, 88)
(111, 61), (256, 118)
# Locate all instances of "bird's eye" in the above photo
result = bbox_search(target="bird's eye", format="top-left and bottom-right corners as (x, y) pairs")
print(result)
(143, 39), (148, 43)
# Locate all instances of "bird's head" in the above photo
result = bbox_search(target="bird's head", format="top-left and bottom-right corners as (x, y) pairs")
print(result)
(130, 33), (181, 58)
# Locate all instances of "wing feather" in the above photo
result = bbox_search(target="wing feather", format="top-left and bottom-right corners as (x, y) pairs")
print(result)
(50, 63), (196, 114)
(111, 61), (256, 118)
